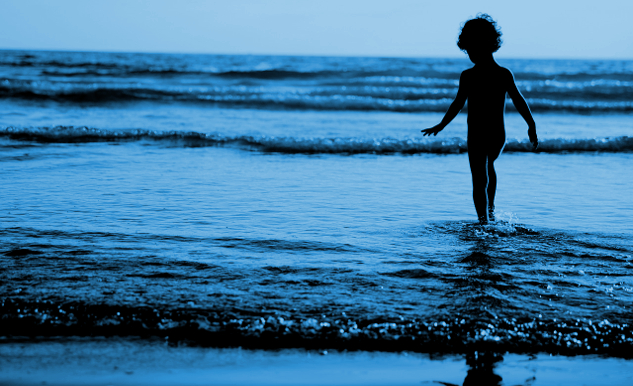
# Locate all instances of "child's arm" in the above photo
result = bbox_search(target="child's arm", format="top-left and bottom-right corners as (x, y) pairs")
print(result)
(506, 70), (538, 149)
(421, 72), (468, 136)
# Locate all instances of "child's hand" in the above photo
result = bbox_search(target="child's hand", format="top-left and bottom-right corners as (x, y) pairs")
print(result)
(528, 126), (538, 150)
(421, 124), (444, 136)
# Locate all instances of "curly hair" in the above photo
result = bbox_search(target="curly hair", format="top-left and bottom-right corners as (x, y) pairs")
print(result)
(457, 13), (503, 53)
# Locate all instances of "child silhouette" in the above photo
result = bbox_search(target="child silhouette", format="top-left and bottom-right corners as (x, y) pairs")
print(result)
(422, 14), (538, 224)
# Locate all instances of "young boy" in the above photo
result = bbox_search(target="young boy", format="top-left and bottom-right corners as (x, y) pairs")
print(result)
(422, 14), (538, 224)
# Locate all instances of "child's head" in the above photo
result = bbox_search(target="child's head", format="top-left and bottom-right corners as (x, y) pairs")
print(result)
(457, 14), (502, 54)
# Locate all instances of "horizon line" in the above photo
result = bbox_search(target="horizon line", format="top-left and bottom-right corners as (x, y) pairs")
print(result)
(1, 47), (632, 62)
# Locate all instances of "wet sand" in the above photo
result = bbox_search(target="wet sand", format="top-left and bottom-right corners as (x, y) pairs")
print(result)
(1, 339), (632, 386)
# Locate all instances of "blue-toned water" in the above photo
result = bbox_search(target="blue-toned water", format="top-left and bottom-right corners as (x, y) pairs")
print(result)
(1, 50), (632, 356)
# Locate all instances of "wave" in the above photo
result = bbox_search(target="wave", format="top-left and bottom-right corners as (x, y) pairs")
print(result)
(0, 86), (153, 103)
(4, 57), (632, 80)
(2, 126), (632, 154)
(1, 83), (631, 113)
(38, 68), (344, 79)
(3, 51), (632, 82)
(0, 83), (461, 112)
(2, 297), (632, 357)
(3, 59), (122, 69)
(2, 221), (632, 356)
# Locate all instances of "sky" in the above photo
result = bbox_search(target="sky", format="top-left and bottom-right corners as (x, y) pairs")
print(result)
(0, 0), (631, 59)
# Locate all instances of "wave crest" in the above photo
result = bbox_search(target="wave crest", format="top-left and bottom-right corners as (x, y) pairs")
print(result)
(1, 82), (631, 113)
(2, 126), (632, 154)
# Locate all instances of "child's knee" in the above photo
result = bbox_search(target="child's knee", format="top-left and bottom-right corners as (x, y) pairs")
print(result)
(471, 173), (488, 190)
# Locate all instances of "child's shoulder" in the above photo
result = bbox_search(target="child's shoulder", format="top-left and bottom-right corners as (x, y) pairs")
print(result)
(460, 66), (512, 81)
(459, 68), (474, 81)
(498, 67), (518, 86)
(460, 65), (512, 75)
(498, 66), (514, 76)
(473, 66), (515, 81)
(491, 66), (517, 81)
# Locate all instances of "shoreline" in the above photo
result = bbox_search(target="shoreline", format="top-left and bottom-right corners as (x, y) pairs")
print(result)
(1, 338), (632, 386)
(3, 297), (632, 359)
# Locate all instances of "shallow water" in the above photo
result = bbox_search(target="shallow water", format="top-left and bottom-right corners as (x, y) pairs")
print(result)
(3, 340), (633, 386)
(1, 51), (632, 357)
(2, 144), (632, 355)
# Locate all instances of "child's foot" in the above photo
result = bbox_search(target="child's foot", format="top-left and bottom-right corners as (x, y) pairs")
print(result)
(488, 207), (495, 222)
(478, 215), (489, 225)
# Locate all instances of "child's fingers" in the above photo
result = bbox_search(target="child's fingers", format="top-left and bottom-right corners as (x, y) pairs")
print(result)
(422, 128), (442, 136)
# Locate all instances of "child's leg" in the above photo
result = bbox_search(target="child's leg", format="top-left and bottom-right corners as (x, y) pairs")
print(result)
(468, 151), (489, 223)
(487, 160), (497, 220)
(486, 140), (505, 221)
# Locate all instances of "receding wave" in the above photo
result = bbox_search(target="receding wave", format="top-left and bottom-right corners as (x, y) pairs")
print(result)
(2, 298), (632, 357)
(2, 221), (632, 357)
(2, 126), (632, 154)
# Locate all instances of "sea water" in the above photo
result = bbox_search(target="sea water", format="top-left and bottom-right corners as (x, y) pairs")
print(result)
(1, 51), (632, 361)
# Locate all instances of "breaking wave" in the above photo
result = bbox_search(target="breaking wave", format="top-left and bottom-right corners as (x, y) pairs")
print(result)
(1, 51), (632, 113)
(2, 126), (632, 154)
(3, 298), (633, 357)
(1, 82), (631, 113)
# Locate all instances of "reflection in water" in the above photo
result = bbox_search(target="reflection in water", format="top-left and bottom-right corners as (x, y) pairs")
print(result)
(463, 238), (503, 386)
(463, 351), (503, 386)
(432, 351), (504, 386)
(460, 236), (505, 386)
(451, 227), (509, 385)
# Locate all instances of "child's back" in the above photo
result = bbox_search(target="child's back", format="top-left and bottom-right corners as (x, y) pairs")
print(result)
(463, 63), (510, 132)
(421, 14), (538, 223)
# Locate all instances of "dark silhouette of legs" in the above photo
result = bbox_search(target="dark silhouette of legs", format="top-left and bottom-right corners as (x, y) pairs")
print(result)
(468, 151), (489, 223)
(468, 137), (504, 223)
(487, 155), (497, 221)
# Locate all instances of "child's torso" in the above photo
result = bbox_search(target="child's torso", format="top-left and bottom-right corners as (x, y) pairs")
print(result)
(464, 65), (508, 138)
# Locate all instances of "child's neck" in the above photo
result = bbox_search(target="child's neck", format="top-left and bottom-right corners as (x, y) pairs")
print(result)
(473, 53), (497, 67)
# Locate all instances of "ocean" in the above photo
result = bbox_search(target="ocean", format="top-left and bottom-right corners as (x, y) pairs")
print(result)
(1, 50), (632, 381)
